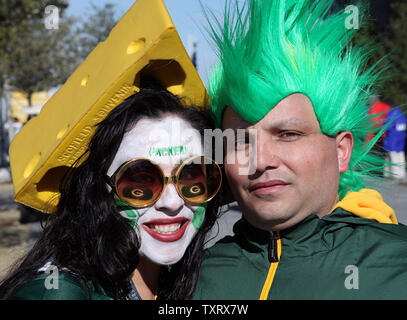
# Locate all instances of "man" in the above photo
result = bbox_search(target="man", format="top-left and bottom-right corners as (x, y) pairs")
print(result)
(366, 95), (391, 178)
(366, 95), (391, 144)
(383, 106), (407, 180)
(193, 0), (407, 299)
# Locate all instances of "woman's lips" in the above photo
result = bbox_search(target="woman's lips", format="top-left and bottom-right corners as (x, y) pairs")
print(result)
(142, 217), (189, 242)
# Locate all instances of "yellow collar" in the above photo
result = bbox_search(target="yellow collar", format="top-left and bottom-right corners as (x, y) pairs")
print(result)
(331, 188), (397, 224)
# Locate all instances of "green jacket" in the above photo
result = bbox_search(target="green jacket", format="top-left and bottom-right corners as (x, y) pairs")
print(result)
(9, 273), (112, 300)
(193, 208), (407, 299)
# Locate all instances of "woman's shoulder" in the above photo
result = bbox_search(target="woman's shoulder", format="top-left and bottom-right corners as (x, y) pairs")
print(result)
(9, 272), (88, 300)
(9, 272), (111, 300)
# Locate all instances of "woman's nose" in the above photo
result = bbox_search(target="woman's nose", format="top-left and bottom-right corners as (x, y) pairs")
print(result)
(154, 183), (184, 215)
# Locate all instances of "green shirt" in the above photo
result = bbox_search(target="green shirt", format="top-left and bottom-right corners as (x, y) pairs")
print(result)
(9, 273), (112, 300)
(193, 208), (407, 299)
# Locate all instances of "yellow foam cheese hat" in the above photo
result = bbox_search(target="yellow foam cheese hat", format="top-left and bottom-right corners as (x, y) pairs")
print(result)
(9, 0), (209, 212)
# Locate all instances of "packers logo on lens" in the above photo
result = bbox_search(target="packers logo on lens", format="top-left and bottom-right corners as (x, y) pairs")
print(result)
(190, 185), (201, 194)
(132, 189), (144, 197)
(182, 182), (206, 198)
(123, 186), (154, 201)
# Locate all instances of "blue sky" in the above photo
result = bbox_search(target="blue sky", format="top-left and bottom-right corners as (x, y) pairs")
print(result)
(66, 0), (230, 85)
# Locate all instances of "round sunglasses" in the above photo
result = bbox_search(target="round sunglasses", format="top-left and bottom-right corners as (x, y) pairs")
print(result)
(108, 156), (222, 208)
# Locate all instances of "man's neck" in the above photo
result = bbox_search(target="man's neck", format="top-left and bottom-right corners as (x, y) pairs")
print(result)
(247, 201), (339, 233)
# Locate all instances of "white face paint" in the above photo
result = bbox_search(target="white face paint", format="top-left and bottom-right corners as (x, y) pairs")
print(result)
(108, 115), (205, 265)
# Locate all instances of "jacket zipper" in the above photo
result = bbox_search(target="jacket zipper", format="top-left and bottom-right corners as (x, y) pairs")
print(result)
(259, 231), (281, 300)
(268, 231), (279, 262)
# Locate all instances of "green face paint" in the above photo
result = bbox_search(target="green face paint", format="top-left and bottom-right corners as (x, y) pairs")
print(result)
(148, 145), (188, 157)
(192, 204), (206, 230)
(115, 198), (140, 229)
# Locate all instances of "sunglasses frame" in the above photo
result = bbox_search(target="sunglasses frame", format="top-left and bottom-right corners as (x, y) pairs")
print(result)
(107, 155), (222, 208)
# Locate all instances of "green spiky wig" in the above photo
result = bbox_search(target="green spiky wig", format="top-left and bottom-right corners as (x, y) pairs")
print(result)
(206, 0), (388, 199)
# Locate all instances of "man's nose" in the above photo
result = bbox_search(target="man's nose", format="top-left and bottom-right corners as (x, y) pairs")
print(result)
(154, 183), (184, 215)
(254, 132), (281, 173)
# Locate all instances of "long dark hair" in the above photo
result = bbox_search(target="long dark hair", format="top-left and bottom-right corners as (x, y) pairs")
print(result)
(0, 87), (223, 300)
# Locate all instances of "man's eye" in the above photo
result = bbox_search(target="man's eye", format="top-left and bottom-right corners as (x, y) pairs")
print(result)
(234, 135), (251, 149)
(279, 131), (302, 140)
(235, 139), (247, 148)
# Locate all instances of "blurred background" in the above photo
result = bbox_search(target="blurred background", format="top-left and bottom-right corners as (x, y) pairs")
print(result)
(0, 0), (407, 280)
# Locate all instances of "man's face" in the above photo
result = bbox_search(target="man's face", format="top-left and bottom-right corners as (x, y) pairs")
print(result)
(222, 93), (353, 231)
(107, 115), (204, 265)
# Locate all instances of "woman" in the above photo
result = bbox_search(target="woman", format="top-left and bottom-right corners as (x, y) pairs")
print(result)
(0, 86), (224, 300)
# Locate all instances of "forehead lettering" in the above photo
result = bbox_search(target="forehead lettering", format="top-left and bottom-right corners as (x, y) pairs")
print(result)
(148, 146), (188, 157)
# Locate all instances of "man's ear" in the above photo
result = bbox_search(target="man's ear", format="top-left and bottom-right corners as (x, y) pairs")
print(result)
(336, 131), (354, 173)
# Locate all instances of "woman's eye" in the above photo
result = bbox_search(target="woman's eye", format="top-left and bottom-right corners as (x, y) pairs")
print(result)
(131, 173), (154, 184)
(181, 166), (202, 180)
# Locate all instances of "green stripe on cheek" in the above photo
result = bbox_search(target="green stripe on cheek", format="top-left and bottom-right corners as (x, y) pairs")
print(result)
(192, 205), (206, 230)
(121, 209), (140, 229)
(115, 198), (141, 228)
